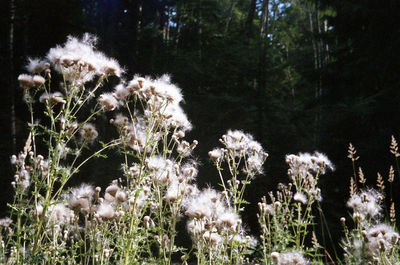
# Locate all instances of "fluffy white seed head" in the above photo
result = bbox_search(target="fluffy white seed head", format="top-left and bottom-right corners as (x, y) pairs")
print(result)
(80, 123), (98, 143)
(39, 92), (66, 105)
(286, 152), (334, 178)
(68, 184), (95, 213)
(113, 83), (130, 101)
(26, 57), (49, 73)
(272, 250), (309, 265)
(46, 33), (123, 85)
(18, 74), (34, 88)
(294, 192), (308, 204)
(347, 189), (382, 220)
(33, 75), (45, 86)
(96, 202), (115, 219)
(99, 93), (120, 111)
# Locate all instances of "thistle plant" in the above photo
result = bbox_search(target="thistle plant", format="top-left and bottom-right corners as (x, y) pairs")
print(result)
(209, 130), (268, 213)
(6, 33), (123, 264)
(341, 142), (400, 265)
(257, 152), (334, 264)
(183, 130), (267, 264)
(2, 34), (198, 264)
(2, 33), (400, 265)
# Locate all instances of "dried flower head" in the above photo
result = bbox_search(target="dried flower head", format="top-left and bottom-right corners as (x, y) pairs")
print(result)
(46, 33), (123, 85)
(347, 189), (383, 220)
(286, 151), (334, 178)
(39, 92), (66, 105)
(271, 250), (309, 265)
(18, 74), (34, 88)
(80, 123), (98, 143)
(25, 57), (49, 73)
(68, 184), (95, 213)
(294, 192), (308, 204)
(96, 202), (115, 220)
(99, 93), (120, 111)
(33, 75), (46, 86)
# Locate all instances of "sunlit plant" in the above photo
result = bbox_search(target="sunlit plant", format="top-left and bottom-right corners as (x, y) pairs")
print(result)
(0, 33), (399, 265)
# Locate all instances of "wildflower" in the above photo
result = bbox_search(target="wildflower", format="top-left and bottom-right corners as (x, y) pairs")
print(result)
(18, 74), (34, 88)
(180, 161), (198, 180)
(68, 184), (95, 213)
(364, 223), (399, 256)
(208, 148), (224, 163)
(96, 202), (115, 219)
(46, 33), (123, 85)
(66, 120), (78, 136)
(48, 202), (74, 226)
(160, 103), (192, 132)
(220, 130), (268, 166)
(286, 151), (334, 178)
(80, 123), (98, 143)
(271, 250), (309, 265)
(184, 188), (224, 219)
(221, 130), (251, 154)
(151, 74), (183, 104)
(113, 83), (130, 101)
(25, 57), (49, 73)
(347, 189), (382, 221)
(129, 186), (150, 210)
(126, 76), (146, 93)
(246, 152), (267, 175)
(39, 92), (66, 105)
(110, 113), (128, 128)
(143, 216), (154, 229)
(146, 156), (176, 184)
(216, 211), (240, 230)
(258, 202), (272, 215)
(34, 203), (43, 217)
(309, 187), (323, 202)
(98, 93), (120, 111)
(164, 180), (184, 203)
(14, 169), (30, 191)
(104, 184), (120, 203)
(174, 130), (185, 139)
(126, 120), (149, 152)
(0, 217), (12, 228)
(33, 75), (45, 86)
(10, 155), (18, 166)
(115, 189), (127, 202)
(294, 192), (308, 204)
(203, 231), (223, 246)
(101, 57), (123, 77)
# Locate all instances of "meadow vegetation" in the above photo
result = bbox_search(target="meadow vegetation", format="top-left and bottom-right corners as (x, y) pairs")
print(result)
(1, 34), (399, 265)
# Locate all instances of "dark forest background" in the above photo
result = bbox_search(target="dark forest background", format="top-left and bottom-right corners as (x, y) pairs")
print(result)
(1, 0), (400, 259)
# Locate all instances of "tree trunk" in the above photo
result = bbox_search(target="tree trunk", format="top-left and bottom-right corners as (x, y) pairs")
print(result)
(198, 0), (202, 59)
(259, 0), (269, 36)
(323, 19), (330, 65)
(163, 7), (171, 44)
(244, 0), (256, 45)
(224, 0), (235, 34)
(308, 3), (322, 146)
(175, 2), (182, 49)
(9, 0), (16, 154)
(256, 0), (270, 139)
(150, 8), (160, 72)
